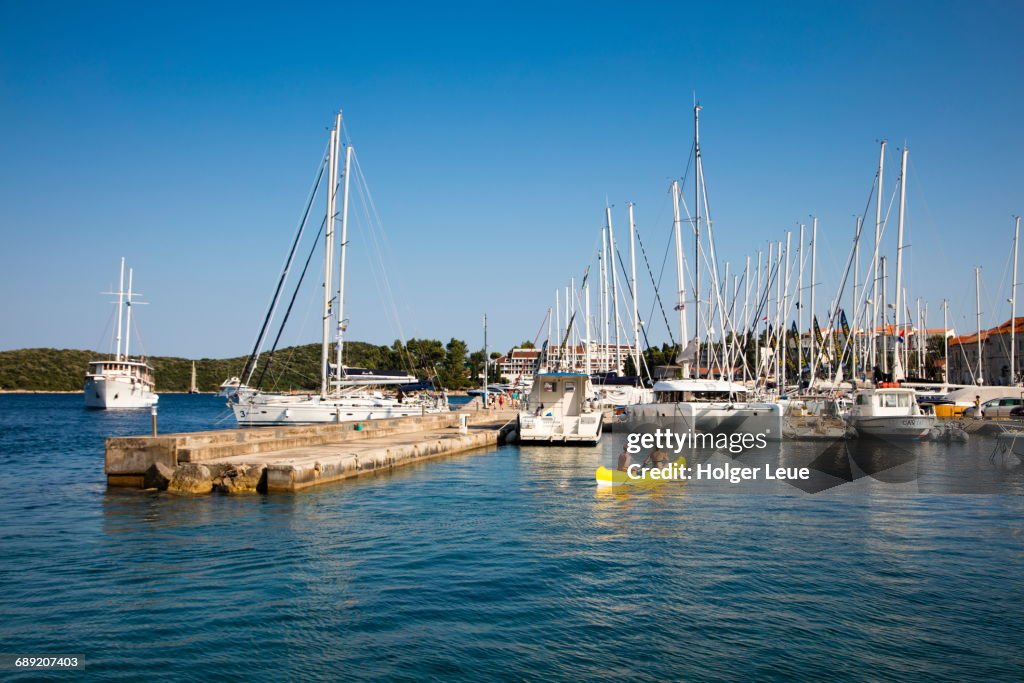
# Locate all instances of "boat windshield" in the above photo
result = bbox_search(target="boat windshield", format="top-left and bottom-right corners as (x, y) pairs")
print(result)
(657, 390), (741, 403)
(878, 393), (912, 408)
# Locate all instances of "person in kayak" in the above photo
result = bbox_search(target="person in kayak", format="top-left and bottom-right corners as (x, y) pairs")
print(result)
(642, 448), (671, 468)
(616, 445), (631, 472)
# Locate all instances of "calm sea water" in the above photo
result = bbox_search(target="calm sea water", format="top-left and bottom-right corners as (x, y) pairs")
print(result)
(1, 394), (1022, 681)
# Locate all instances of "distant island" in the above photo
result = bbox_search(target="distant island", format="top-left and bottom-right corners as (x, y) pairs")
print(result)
(0, 339), (505, 393)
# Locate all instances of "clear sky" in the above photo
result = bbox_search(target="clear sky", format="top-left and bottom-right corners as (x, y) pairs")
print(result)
(1, 1), (1022, 359)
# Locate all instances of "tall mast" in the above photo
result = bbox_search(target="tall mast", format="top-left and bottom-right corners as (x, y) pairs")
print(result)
(976, 266), (984, 385)
(693, 102), (703, 378)
(894, 147), (908, 379)
(880, 256), (888, 374)
(627, 202), (641, 375)
(775, 241), (783, 389)
(335, 134), (352, 384)
(124, 268), (134, 359)
(1012, 216), (1020, 385)
(483, 314), (488, 401)
(569, 282), (577, 368)
(809, 217), (817, 384)
(600, 225), (608, 357)
(606, 207), (622, 373)
(745, 254), (753, 378)
(115, 257), (125, 361)
(853, 216), (861, 380)
(916, 298), (922, 376)
(767, 241), (774, 382)
(671, 180), (689, 376)
(943, 299), (950, 385)
(797, 223), (805, 384)
(871, 140), (886, 374)
(584, 278), (592, 376)
(782, 231), (791, 390)
(320, 121), (338, 397)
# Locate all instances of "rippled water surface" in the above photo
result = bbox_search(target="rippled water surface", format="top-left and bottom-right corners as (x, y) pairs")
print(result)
(1, 394), (1023, 681)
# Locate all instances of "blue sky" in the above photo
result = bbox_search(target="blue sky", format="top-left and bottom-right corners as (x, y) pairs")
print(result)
(1, 1), (1022, 358)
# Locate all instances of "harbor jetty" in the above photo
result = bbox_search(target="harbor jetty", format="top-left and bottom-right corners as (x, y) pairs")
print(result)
(106, 410), (516, 494)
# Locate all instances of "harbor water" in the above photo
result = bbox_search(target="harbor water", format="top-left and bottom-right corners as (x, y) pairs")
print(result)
(1, 394), (1022, 680)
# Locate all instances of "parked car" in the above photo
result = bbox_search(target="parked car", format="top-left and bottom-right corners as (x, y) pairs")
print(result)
(964, 397), (1024, 418)
(1009, 405), (1024, 418)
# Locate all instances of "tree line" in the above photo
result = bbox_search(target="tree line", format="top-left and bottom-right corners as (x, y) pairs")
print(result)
(0, 339), (504, 392)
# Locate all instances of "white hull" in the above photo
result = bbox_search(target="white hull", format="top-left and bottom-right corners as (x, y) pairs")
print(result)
(231, 393), (445, 425)
(625, 402), (783, 441)
(847, 415), (935, 439)
(517, 412), (603, 444)
(84, 375), (158, 409)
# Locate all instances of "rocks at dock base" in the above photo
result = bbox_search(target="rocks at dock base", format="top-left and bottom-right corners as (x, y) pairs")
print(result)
(168, 463), (214, 495)
(215, 464), (266, 494)
(143, 462), (176, 491)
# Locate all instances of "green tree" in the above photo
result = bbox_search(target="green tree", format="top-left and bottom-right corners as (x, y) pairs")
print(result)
(441, 338), (469, 388)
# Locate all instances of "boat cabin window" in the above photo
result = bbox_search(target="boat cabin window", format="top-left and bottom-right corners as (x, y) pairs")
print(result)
(564, 382), (575, 393)
(543, 381), (555, 392)
(879, 393), (911, 408)
(657, 390), (737, 403)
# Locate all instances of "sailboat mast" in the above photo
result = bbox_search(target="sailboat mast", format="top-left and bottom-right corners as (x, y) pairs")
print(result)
(943, 299), (950, 385)
(115, 257), (125, 361)
(1012, 216), (1020, 385)
(853, 216), (861, 379)
(782, 231), (791, 390)
(976, 266), (984, 385)
(880, 256), (888, 374)
(483, 314), (488, 401)
(320, 121), (339, 397)
(894, 147), (908, 379)
(798, 223), (804, 383)
(124, 268), (134, 359)
(606, 207), (622, 373)
(871, 140), (886, 374)
(335, 138), (352, 384)
(671, 180), (689, 376)
(809, 217), (817, 384)
(584, 278), (592, 376)
(693, 103), (703, 378)
(627, 202), (641, 375)
(600, 225), (608, 357)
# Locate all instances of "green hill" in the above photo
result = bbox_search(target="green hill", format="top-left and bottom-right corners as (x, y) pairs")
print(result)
(0, 339), (481, 392)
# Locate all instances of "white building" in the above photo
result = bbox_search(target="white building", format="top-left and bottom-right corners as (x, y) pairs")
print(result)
(496, 343), (636, 381)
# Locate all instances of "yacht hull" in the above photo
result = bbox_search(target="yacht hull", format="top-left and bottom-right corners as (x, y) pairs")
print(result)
(625, 402), (783, 441)
(84, 376), (159, 409)
(231, 395), (443, 426)
(847, 415), (935, 439)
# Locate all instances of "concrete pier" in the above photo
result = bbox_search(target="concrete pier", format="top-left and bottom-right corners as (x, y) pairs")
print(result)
(106, 411), (516, 493)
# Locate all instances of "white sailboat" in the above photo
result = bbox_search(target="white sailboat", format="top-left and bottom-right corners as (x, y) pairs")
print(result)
(625, 107), (783, 441)
(84, 258), (159, 409)
(188, 361), (199, 394)
(230, 112), (446, 426)
(845, 147), (936, 439)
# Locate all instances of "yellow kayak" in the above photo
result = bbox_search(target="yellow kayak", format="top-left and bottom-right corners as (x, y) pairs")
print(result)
(595, 456), (688, 488)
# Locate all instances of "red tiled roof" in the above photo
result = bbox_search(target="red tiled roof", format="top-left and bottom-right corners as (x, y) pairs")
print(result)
(950, 317), (1024, 347)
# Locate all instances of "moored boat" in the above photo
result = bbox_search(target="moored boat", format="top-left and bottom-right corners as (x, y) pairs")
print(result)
(845, 384), (936, 439)
(517, 372), (603, 445)
(84, 258), (158, 409)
